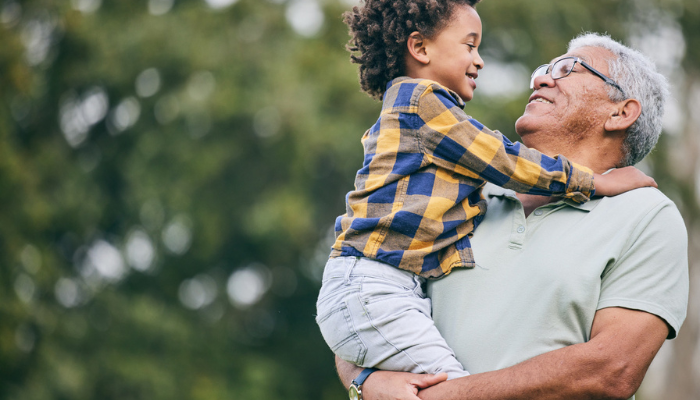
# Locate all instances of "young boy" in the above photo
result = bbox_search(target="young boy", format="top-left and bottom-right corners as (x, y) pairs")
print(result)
(316, 0), (655, 382)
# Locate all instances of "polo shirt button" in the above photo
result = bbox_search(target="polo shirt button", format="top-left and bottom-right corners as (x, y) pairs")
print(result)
(534, 210), (543, 216)
(517, 225), (525, 233)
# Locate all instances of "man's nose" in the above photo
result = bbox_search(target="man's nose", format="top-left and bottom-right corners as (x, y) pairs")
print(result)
(532, 73), (555, 88)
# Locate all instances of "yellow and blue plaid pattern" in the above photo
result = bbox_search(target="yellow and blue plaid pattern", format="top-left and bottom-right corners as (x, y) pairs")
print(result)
(331, 77), (595, 278)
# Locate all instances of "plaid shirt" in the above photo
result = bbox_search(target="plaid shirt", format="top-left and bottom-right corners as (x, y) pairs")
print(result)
(331, 77), (595, 278)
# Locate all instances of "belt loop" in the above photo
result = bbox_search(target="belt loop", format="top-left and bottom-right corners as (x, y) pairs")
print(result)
(344, 256), (360, 285)
(414, 274), (426, 296)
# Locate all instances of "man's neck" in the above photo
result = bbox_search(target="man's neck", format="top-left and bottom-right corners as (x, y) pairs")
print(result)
(515, 135), (625, 216)
(522, 134), (624, 174)
(516, 193), (554, 217)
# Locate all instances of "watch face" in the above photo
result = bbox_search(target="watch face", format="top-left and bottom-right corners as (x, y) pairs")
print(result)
(348, 384), (360, 400)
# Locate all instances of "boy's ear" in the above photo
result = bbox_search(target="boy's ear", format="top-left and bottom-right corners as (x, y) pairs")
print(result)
(604, 98), (642, 132)
(407, 32), (430, 65)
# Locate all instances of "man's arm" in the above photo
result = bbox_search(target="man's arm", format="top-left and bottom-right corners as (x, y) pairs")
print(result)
(349, 306), (667, 400)
(419, 307), (667, 400)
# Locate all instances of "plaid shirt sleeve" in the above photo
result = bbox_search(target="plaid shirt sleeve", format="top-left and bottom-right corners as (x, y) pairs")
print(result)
(416, 82), (595, 202)
(331, 78), (596, 278)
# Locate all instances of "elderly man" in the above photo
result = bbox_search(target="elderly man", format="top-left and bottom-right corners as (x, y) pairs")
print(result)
(336, 33), (689, 400)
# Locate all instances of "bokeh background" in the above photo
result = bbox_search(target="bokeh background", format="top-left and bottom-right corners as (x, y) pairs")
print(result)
(1, 0), (698, 398)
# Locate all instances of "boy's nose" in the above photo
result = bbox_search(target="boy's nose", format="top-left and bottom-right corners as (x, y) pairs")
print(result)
(474, 51), (484, 70)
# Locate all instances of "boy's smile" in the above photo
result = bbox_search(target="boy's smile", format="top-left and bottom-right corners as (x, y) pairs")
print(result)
(408, 5), (484, 102)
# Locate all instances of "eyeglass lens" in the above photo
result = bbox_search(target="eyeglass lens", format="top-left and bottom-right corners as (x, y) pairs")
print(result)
(529, 58), (576, 89)
(552, 58), (575, 79)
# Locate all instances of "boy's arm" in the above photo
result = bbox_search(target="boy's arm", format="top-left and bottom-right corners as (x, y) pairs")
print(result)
(416, 85), (655, 201)
(593, 167), (657, 196)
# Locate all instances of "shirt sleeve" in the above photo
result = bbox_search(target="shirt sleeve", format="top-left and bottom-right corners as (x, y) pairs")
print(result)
(597, 197), (689, 339)
(415, 83), (595, 203)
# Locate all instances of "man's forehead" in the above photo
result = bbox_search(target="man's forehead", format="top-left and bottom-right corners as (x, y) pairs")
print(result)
(551, 46), (616, 66)
(549, 52), (592, 65)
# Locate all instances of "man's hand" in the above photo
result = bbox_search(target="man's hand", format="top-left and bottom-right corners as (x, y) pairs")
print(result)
(593, 166), (657, 196)
(362, 371), (447, 400)
(335, 356), (447, 400)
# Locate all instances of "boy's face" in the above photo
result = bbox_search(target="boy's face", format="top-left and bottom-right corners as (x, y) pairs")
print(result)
(422, 5), (483, 101)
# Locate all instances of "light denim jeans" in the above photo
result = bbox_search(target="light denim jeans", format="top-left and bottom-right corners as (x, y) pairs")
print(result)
(315, 256), (469, 379)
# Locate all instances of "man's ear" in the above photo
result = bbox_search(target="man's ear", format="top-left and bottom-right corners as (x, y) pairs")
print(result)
(605, 98), (642, 132)
(406, 31), (430, 65)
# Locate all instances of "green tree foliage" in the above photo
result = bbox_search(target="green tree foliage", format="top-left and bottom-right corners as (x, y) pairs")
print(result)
(0, 0), (698, 399)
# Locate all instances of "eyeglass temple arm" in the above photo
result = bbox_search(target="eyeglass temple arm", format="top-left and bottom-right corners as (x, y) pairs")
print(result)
(579, 60), (627, 96)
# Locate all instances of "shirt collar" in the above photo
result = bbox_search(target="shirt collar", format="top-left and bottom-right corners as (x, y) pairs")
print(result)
(386, 77), (466, 108)
(484, 184), (599, 212)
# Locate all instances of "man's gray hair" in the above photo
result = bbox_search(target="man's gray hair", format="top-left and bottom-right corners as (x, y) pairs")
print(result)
(568, 33), (669, 166)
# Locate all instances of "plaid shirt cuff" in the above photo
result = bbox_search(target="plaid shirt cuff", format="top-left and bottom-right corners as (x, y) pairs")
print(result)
(563, 161), (595, 203)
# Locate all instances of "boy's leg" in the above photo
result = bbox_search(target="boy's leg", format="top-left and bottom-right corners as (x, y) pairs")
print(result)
(316, 256), (367, 365)
(316, 256), (468, 379)
(350, 258), (468, 379)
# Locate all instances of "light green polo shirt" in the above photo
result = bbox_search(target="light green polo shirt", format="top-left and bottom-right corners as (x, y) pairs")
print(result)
(429, 184), (689, 377)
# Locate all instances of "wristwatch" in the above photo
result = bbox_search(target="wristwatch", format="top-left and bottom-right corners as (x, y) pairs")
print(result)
(348, 368), (378, 400)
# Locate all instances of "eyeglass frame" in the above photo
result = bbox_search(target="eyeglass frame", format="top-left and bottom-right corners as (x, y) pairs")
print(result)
(529, 56), (627, 98)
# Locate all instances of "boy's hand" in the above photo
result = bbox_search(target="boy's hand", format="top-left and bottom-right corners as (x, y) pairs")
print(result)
(593, 166), (657, 197)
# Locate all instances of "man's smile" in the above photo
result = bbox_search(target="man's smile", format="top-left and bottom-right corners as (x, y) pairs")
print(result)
(528, 94), (553, 104)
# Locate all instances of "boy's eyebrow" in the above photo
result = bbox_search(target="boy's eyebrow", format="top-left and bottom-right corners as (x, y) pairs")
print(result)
(464, 32), (480, 40)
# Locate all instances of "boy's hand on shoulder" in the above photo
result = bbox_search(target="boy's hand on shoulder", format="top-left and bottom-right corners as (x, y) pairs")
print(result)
(593, 166), (658, 197)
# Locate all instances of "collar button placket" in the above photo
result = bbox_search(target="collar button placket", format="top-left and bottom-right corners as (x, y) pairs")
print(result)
(509, 198), (527, 249)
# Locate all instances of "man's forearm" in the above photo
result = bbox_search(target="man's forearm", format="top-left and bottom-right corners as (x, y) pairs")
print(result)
(337, 340), (619, 400)
(419, 308), (668, 400)
(335, 309), (667, 400)
(419, 340), (620, 400)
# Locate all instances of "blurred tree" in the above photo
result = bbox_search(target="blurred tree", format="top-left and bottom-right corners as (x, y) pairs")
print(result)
(0, 0), (697, 399)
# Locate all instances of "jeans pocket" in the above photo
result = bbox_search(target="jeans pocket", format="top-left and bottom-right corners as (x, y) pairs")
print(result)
(360, 275), (425, 305)
(359, 276), (432, 335)
(316, 302), (367, 365)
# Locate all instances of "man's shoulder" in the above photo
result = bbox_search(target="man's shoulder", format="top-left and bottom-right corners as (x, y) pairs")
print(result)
(602, 186), (686, 234)
(483, 183), (684, 231)
(572, 186), (687, 253)
(598, 187), (680, 217)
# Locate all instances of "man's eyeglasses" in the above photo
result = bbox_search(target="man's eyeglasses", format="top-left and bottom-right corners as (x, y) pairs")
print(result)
(529, 56), (626, 97)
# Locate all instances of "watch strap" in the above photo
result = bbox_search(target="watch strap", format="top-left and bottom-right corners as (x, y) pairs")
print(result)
(352, 368), (378, 386)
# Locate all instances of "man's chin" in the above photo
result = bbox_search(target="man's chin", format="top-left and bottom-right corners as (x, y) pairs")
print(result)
(514, 115), (531, 138)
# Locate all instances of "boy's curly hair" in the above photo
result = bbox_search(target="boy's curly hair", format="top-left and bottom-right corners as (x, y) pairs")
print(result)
(344, 0), (481, 100)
